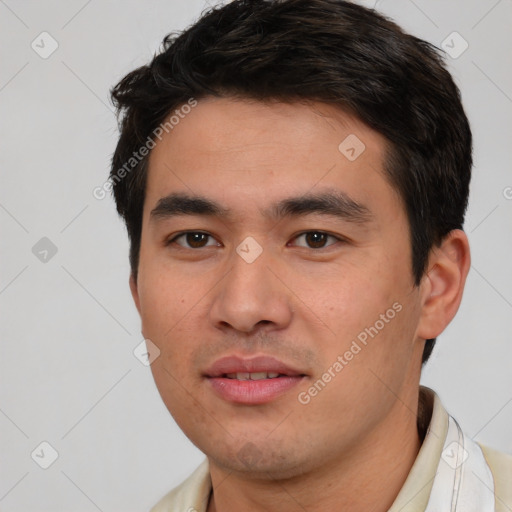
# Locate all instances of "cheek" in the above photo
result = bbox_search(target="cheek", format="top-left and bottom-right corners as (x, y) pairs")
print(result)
(147, 323), (203, 424)
(296, 263), (395, 333)
(298, 260), (417, 373)
(149, 354), (204, 435)
(136, 260), (201, 336)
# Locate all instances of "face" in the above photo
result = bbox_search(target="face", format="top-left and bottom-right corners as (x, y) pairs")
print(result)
(131, 97), (427, 478)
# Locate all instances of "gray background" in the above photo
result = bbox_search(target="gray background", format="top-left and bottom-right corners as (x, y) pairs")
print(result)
(0, 0), (511, 510)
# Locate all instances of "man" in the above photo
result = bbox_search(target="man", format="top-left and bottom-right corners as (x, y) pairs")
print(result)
(109, 1), (511, 510)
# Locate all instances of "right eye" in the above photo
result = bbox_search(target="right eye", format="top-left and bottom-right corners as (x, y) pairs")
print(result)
(167, 231), (220, 249)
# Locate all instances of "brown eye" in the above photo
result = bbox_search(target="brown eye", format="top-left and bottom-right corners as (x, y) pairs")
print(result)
(170, 232), (218, 248)
(305, 232), (328, 248)
(291, 231), (339, 249)
(186, 233), (209, 248)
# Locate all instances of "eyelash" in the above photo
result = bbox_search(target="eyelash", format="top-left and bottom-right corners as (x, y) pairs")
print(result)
(166, 231), (344, 250)
(166, 231), (220, 249)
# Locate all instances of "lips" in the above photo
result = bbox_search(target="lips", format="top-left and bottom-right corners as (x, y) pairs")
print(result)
(204, 355), (306, 405)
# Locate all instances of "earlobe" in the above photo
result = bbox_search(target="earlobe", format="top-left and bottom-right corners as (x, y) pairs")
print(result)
(129, 273), (142, 315)
(416, 230), (471, 340)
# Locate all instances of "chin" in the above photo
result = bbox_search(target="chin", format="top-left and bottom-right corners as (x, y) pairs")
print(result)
(204, 437), (314, 481)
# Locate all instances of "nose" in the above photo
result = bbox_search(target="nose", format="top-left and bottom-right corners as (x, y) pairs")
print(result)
(209, 247), (294, 335)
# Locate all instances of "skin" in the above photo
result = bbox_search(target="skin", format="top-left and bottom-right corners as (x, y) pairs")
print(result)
(130, 97), (470, 512)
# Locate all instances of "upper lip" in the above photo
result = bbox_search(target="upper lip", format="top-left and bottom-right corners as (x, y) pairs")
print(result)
(204, 355), (306, 377)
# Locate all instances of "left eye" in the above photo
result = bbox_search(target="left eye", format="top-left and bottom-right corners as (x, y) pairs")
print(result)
(291, 231), (339, 249)
(170, 232), (219, 249)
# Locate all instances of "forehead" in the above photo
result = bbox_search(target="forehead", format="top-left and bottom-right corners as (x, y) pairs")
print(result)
(144, 97), (400, 220)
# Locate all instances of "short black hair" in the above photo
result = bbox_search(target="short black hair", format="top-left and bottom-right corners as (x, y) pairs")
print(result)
(110, 0), (472, 364)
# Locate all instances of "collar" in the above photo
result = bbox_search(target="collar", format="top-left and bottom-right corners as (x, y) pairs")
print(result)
(390, 386), (495, 512)
(388, 386), (449, 511)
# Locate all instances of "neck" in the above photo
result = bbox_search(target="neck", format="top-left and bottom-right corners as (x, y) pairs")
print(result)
(207, 387), (423, 512)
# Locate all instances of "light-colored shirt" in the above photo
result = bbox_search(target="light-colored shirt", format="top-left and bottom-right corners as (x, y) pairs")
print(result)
(150, 387), (512, 512)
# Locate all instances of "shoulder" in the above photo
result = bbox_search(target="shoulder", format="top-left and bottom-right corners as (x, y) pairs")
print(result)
(150, 459), (211, 512)
(479, 443), (512, 512)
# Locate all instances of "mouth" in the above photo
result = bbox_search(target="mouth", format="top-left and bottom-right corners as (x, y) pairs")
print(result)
(223, 371), (286, 380)
(204, 355), (307, 405)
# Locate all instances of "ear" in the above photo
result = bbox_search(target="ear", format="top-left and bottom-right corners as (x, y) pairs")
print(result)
(416, 229), (471, 340)
(129, 273), (141, 315)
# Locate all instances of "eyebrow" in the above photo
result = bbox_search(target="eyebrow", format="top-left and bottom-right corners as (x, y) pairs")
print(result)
(150, 193), (229, 220)
(149, 191), (372, 224)
(270, 191), (372, 224)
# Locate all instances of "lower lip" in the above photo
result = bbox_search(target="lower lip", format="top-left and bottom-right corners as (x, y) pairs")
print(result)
(207, 376), (304, 404)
